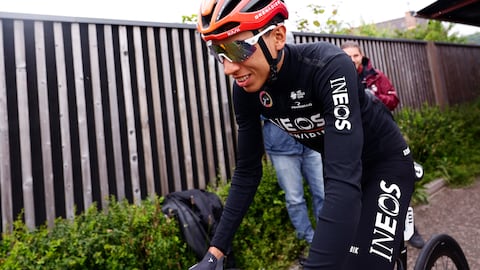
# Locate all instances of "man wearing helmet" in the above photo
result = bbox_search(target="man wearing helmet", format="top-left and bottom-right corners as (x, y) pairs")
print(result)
(192, 0), (415, 269)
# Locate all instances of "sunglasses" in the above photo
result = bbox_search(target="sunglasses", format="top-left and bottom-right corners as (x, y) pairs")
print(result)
(207, 24), (277, 64)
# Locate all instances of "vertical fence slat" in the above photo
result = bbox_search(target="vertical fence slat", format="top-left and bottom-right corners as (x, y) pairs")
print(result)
(0, 20), (14, 233)
(118, 25), (141, 203)
(159, 27), (182, 191)
(171, 29), (194, 189)
(14, 20), (36, 229)
(146, 27), (168, 195)
(88, 24), (109, 207)
(104, 25), (125, 200)
(217, 69), (235, 180)
(133, 26), (155, 197)
(393, 42), (407, 107)
(54, 22), (75, 219)
(426, 41), (449, 108)
(71, 23), (93, 209)
(183, 29), (206, 188)
(193, 33), (215, 187)
(406, 43), (417, 107)
(35, 21), (56, 228)
(207, 59), (227, 182)
(401, 42), (414, 107)
(389, 42), (403, 109)
(411, 44), (425, 107)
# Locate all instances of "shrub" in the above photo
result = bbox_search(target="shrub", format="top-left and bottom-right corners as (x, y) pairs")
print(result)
(223, 160), (306, 269)
(395, 98), (480, 203)
(0, 162), (305, 270)
(0, 197), (196, 269)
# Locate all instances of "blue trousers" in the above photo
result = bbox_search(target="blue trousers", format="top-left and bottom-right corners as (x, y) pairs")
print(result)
(269, 148), (325, 243)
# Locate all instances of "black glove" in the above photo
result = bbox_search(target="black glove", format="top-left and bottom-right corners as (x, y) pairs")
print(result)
(188, 251), (224, 270)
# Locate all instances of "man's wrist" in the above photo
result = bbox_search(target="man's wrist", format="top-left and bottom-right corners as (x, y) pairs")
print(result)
(208, 246), (224, 259)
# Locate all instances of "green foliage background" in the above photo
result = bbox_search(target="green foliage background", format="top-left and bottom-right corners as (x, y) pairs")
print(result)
(0, 197), (197, 269)
(0, 163), (304, 270)
(293, 4), (476, 44)
(213, 162), (307, 269)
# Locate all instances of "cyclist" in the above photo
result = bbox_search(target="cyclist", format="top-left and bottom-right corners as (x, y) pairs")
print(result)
(191, 0), (415, 269)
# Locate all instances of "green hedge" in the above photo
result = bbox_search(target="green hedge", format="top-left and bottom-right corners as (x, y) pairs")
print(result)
(0, 197), (197, 269)
(395, 98), (480, 203)
(213, 161), (306, 269)
(0, 162), (304, 269)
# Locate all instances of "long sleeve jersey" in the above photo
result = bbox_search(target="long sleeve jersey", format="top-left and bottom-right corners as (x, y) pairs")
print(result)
(210, 41), (408, 266)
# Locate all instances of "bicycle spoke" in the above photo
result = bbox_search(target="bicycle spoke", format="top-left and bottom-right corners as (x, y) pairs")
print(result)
(430, 255), (457, 269)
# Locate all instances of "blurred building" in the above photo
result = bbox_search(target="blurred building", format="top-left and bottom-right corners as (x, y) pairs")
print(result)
(375, 11), (429, 31)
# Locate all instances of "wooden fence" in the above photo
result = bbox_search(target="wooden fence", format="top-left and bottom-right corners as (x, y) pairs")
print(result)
(1, 12), (479, 233)
(0, 13), (238, 232)
(293, 32), (480, 110)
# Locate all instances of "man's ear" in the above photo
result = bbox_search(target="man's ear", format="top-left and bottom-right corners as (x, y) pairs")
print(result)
(273, 25), (287, 50)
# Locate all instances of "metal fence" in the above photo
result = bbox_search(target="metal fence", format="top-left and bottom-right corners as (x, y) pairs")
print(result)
(1, 12), (479, 233)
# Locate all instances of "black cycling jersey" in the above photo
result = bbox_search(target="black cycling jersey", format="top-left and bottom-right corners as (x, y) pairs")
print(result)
(211, 41), (414, 269)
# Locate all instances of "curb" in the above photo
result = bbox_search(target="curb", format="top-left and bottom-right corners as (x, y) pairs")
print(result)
(425, 178), (446, 197)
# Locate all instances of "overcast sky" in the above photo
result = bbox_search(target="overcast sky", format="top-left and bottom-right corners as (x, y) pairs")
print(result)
(0, 0), (478, 35)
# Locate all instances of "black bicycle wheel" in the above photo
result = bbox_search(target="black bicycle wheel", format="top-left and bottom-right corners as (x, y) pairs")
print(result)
(414, 234), (470, 270)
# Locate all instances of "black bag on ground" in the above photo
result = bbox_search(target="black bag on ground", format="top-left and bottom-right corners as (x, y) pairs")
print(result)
(161, 189), (226, 259)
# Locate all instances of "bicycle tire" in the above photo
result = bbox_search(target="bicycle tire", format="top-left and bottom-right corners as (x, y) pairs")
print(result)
(413, 233), (470, 270)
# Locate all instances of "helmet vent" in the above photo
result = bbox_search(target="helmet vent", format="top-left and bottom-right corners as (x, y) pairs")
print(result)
(202, 1), (216, 29)
(217, 0), (241, 21)
(242, 0), (273, 12)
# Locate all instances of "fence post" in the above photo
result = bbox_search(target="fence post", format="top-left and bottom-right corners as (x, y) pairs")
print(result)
(425, 41), (449, 109)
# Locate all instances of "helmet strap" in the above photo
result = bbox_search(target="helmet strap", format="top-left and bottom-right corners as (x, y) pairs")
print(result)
(254, 30), (283, 83)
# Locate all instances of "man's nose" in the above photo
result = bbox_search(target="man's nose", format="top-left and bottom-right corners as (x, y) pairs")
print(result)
(223, 60), (240, 75)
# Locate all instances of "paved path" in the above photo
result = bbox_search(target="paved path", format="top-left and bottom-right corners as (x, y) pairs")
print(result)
(406, 177), (480, 269)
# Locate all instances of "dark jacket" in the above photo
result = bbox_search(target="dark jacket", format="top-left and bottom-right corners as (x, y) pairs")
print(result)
(359, 56), (399, 111)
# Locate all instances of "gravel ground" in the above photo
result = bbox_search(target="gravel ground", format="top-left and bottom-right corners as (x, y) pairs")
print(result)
(288, 177), (480, 270)
(406, 177), (480, 270)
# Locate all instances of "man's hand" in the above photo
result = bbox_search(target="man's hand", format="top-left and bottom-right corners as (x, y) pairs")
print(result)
(188, 251), (224, 270)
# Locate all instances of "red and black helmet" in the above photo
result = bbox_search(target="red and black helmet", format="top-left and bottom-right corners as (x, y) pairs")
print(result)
(197, 0), (289, 42)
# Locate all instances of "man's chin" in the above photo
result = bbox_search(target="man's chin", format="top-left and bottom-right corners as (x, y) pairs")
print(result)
(242, 86), (262, 93)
